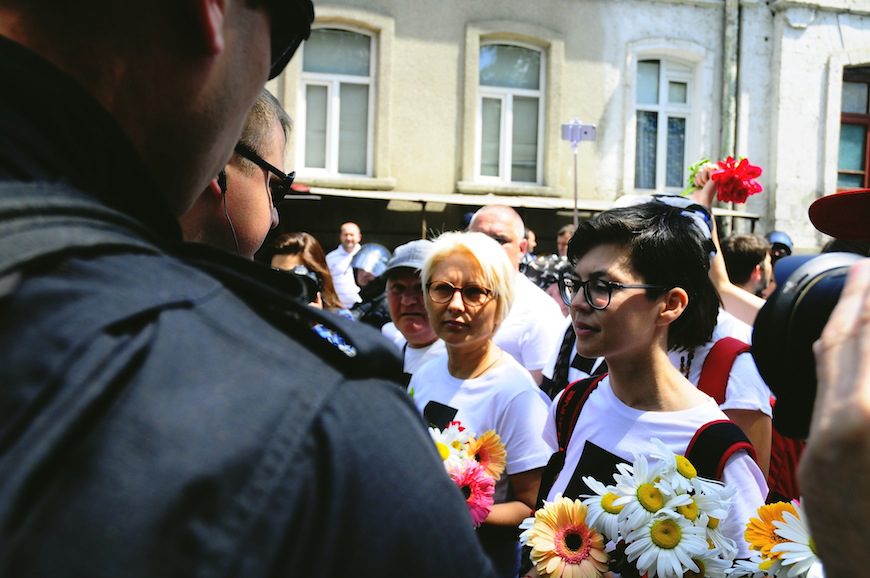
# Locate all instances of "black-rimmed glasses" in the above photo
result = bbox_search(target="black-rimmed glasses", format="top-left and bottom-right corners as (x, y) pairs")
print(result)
(558, 272), (668, 310)
(234, 142), (295, 207)
(426, 281), (494, 307)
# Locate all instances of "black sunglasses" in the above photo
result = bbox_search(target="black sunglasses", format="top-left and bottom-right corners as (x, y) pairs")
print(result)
(234, 142), (295, 207)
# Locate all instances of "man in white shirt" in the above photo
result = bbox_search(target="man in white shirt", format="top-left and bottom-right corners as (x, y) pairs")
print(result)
(468, 205), (564, 384)
(380, 239), (446, 384)
(326, 221), (362, 308)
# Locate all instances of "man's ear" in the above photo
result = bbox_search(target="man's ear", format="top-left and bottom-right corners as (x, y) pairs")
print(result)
(518, 238), (529, 254)
(657, 287), (689, 327)
(192, 0), (227, 56)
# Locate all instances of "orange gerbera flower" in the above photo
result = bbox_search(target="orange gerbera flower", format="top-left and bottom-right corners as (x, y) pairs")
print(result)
(468, 430), (506, 480)
(745, 501), (797, 559)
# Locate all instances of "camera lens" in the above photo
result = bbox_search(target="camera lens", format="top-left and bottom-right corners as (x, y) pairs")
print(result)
(752, 252), (861, 439)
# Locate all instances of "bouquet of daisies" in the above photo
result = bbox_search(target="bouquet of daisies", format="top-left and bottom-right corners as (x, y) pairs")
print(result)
(684, 156), (763, 204)
(726, 500), (824, 578)
(428, 421), (506, 527)
(520, 439), (736, 578)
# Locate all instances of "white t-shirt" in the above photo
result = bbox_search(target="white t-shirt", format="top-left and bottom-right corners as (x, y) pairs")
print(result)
(494, 273), (565, 372)
(381, 323), (448, 375)
(543, 376), (767, 558)
(409, 354), (552, 502)
(326, 245), (361, 309)
(668, 309), (772, 416)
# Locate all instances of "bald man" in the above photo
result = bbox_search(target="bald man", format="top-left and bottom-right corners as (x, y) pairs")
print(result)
(327, 221), (363, 308)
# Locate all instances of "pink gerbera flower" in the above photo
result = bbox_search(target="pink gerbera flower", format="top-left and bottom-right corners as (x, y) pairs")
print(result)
(448, 459), (495, 527)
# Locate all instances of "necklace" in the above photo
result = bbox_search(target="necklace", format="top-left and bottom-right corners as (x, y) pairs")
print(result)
(469, 351), (503, 379)
(679, 350), (695, 379)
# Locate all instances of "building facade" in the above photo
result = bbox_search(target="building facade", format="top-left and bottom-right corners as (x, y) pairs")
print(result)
(268, 0), (870, 251)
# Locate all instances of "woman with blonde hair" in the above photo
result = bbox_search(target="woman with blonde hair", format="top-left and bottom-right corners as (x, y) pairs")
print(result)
(409, 231), (551, 577)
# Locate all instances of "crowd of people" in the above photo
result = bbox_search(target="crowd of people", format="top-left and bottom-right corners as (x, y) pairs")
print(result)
(0, 2), (867, 578)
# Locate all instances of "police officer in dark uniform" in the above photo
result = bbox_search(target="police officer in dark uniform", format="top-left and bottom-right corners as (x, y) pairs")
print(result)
(0, 2), (495, 576)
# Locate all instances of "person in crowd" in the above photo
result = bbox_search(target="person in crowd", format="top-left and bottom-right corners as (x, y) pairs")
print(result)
(520, 227), (537, 271)
(350, 243), (392, 328)
(0, 2), (496, 576)
(380, 239), (446, 383)
(721, 233), (773, 297)
(410, 232), (552, 578)
(523, 254), (572, 317)
(326, 221), (363, 308)
(468, 205), (565, 384)
(268, 231), (353, 319)
(555, 223), (576, 258)
(800, 187), (870, 578)
(766, 230), (794, 263)
(538, 202), (767, 565)
(180, 88), (291, 259)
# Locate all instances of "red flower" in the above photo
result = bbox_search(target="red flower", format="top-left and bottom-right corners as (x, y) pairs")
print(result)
(710, 156), (763, 204)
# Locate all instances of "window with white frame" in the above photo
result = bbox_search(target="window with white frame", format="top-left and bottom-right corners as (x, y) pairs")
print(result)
(634, 59), (693, 191)
(838, 66), (870, 189)
(478, 43), (544, 184)
(300, 28), (373, 176)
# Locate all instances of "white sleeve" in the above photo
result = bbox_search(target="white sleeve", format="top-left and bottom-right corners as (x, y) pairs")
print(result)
(542, 391), (563, 451)
(517, 302), (566, 372)
(720, 452), (769, 558)
(721, 354), (773, 417)
(496, 387), (555, 475)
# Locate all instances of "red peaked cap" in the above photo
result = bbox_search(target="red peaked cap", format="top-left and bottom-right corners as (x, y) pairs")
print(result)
(808, 188), (870, 242)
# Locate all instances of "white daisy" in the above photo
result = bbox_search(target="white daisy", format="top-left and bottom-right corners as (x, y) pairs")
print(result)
(698, 513), (738, 561)
(580, 476), (623, 541)
(771, 501), (823, 578)
(647, 438), (697, 495)
(614, 455), (692, 531)
(689, 547), (734, 578)
(724, 555), (767, 578)
(624, 511), (708, 578)
(428, 423), (471, 469)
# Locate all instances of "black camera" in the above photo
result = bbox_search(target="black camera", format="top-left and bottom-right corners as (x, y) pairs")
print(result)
(752, 252), (862, 439)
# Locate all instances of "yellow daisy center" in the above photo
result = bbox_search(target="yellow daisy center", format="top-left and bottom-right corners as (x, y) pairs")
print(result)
(601, 492), (624, 514)
(809, 537), (817, 555)
(650, 518), (682, 549)
(675, 455), (697, 478)
(637, 483), (664, 513)
(677, 500), (699, 521)
(707, 516), (720, 530)
(435, 441), (450, 461)
(759, 558), (774, 571)
(451, 440), (464, 451)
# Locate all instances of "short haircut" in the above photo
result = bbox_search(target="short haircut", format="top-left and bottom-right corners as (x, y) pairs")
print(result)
(421, 231), (515, 325)
(567, 202), (720, 352)
(720, 234), (771, 286)
(232, 89), (292, 176)
(468, 205), (524, 241)
(557, 224), (577, 238)
(268, 232), (342, 311)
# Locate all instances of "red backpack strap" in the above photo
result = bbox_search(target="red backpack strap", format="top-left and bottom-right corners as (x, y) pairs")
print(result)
(684, 420), (757, 480)
(555, 374), (607, 451)
(697, 337), (751, 404)
(536, 374), (607, 509)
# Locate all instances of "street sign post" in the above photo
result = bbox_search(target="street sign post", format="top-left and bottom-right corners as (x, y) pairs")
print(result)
(561, 119), (597, 227)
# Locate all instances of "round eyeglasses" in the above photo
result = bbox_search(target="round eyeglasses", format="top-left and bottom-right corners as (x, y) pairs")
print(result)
(558, 273), (668, 310)
(426, 281), (494, 306)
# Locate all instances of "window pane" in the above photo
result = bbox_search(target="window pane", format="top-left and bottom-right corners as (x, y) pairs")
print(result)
(304, 85), (327, 169)
(637, 60), (660, 105)
(666, 117), (686, 187)
(635, 111), (658, 189)
(479, 45), (540, 90)
(668, 81), (688, 104)
(338, 83), (368, 174)
(838, 173), (865, 188)
(842, 82), (869, 114)
(303, 29), (370, 76)
(481, 98), (502, 177)
(839, 123), (867, 171)
(512, 97), (539, 182)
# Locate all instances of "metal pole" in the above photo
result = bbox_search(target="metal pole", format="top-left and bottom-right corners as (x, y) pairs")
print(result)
(573, 148), (579, 228)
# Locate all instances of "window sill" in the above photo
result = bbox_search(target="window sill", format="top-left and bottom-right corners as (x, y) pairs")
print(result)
(298, 176), (397, 191)
(456, 180), (559, 197)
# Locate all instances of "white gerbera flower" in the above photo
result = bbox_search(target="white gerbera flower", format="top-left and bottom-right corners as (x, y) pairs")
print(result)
(580, 476), (623, 541)
(724, 555), (767, 578)
(614, 455), (692, 531)
(771, 501), (824, 578)
(647, 438), (697, 495)
(428, 423), (471, 469)
(624, 511), (708, 578)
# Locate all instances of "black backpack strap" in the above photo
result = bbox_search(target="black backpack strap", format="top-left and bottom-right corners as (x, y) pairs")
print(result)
(684, 420), (757, 480)
(536, 374), (607, 509)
